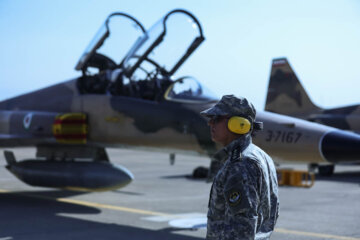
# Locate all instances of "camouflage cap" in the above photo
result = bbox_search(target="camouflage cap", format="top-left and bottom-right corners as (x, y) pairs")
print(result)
(200, 95), (256, 120)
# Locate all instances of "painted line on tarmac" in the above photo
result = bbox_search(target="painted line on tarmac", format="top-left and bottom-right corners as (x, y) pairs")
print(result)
(0, 188), (170, 216)
(57, 198), (171, 216)
(1, 189), (360, 240)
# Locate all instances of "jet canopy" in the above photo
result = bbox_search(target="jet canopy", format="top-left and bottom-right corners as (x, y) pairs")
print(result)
(76, 9), (214, 102)
(122, 9), (204, 79)
(75, 12), (146, 73)
(76, 9), (204, 78)
(164, 76), (218, 103)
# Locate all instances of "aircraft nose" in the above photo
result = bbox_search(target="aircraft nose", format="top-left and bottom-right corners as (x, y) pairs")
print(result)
(321, 131), (360, 163)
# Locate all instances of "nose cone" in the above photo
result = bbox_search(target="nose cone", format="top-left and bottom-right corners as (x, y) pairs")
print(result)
(110, 163), (134, 188)
(73, 162), (135, 191)
(321, 131), (360, 163)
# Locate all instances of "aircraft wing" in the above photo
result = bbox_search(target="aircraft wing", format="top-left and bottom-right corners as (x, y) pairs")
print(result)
(0, 133), (54, 147)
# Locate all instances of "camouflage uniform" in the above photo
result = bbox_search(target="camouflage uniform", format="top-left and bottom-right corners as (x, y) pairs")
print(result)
(201, 95), (279, 240)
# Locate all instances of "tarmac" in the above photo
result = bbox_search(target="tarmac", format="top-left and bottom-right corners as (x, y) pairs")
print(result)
(0, 147), (360, 240)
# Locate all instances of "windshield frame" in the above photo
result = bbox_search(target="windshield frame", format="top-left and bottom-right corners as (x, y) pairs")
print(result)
(75, 12), (146, 72)
(164, 76), (218, 103)
(123, 9), (205, 79)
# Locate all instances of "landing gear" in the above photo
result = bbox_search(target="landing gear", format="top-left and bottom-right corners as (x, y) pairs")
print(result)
(192, 149), (227, 181)
(169, 153), (175, 165)
(192, 166), (209, 179)
(318, 164), (335, 176)
(308, 163), (318, 173)
(308, 163), (335, 176)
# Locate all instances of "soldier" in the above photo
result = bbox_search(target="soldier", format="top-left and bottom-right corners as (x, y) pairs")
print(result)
(200, 95), (279, 240)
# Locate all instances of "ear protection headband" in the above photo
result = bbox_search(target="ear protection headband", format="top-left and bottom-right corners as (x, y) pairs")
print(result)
(227, 116), (252, 134)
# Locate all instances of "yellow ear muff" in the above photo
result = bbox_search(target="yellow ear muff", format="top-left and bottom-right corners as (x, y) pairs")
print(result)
(228, 116), (251, 134)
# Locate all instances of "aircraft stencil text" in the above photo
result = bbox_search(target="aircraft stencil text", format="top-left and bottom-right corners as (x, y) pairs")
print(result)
(265, 130), (302, 143)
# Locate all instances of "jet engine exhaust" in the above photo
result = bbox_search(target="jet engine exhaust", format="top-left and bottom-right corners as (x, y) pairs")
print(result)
(321, 130), (360, 163)
(5, 158), (134, 191)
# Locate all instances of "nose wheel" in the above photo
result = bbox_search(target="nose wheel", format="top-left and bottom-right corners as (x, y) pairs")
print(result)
(318, 164), (335, 176)
(308, 163), (335, 176)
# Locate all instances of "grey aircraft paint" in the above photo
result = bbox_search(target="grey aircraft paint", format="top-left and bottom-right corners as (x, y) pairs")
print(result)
(1, 12), (360, 190)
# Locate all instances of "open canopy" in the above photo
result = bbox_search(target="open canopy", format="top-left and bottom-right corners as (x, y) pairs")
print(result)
(75, 9), (204, 79)
(75, 12), (146, 72)
(75, 9), (215, 103)
(122, 9), (204, 79)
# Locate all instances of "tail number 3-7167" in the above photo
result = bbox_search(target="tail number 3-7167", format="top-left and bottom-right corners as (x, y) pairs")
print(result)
(265, 130), (302, 143)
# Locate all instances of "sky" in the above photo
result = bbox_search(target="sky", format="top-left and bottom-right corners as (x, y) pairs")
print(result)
(0, 0), (359, 110)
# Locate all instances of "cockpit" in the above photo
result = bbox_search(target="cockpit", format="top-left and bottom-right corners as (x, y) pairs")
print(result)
(75, 9), (218, 103)
(165, 77), (218, 103)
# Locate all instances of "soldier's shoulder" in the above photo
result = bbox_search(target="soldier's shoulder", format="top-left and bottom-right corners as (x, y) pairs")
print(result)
(243, 143), (272, 162)
(228, 155), (262, 180)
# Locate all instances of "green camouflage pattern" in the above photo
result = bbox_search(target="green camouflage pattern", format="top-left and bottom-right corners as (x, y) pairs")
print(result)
(207, 135), (279, 239)
(265, 58), (360, 133)
(1, 67), (357, 167)
(200, 95), (256, 120)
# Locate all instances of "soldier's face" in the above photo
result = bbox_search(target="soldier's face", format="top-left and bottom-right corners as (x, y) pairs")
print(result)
(208, 116), (236, 146)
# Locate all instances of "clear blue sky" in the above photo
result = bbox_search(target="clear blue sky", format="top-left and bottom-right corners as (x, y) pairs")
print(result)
(1, 0), (359, 110)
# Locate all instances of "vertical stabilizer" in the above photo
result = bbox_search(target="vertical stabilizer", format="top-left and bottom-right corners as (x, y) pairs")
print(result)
(265, 58), (320, 116)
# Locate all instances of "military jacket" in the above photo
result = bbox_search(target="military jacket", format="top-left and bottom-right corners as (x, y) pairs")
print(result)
(207, 135), (279, 240)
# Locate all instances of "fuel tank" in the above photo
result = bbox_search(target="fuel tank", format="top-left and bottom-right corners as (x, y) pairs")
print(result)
(5, 159), (133, 191)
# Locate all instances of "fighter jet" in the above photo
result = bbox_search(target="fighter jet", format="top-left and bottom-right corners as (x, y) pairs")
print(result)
(1, 10), (359, 190)
(265, 58), (360, 174)
(265, 58), (360, 133)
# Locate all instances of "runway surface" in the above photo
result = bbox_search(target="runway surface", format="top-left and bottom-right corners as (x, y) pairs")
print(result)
(0, 147), (360, 240)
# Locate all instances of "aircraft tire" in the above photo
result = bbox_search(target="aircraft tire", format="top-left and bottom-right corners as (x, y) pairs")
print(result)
(318, 165), (335, 176)
(192, 166), (208, 179)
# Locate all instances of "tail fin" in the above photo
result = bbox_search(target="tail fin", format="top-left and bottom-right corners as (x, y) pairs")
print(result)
(265, 58), (321, 116)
